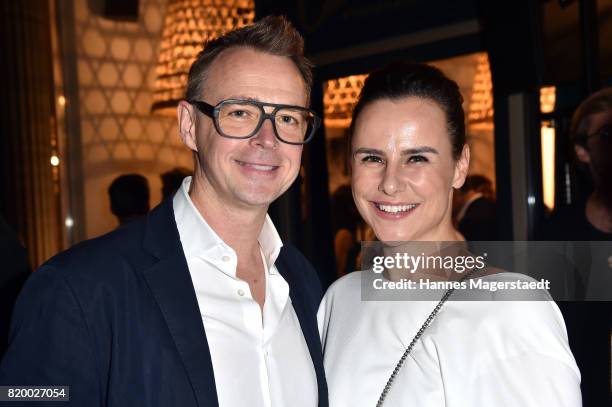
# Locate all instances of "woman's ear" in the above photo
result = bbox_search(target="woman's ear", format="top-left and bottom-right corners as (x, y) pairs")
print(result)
(452, 144), (470, 189)
(177, 101), (198, 152)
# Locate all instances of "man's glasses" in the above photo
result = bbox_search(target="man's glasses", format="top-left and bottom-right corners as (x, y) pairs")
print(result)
(580, 123), (612, 147)
(188, 99), (321, 145)
(590, 124), (611, 140)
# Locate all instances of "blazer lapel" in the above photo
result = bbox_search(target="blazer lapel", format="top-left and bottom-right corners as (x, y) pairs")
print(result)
(141, 199), (219, 407)
(276, 249), (328, 407)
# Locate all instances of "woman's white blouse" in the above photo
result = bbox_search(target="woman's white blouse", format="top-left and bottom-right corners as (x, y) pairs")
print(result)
(317, 272), (582, 407)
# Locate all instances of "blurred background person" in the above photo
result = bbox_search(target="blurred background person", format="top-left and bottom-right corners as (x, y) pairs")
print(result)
(330, 185), (364, 277)
(108, 174), (150, 225)
(544, 88), (612, 240)
(540, 87), (612, 406)
(453, 174), (497, 241)
(160, 167), (191, 200)
(0, 216), (30, 358)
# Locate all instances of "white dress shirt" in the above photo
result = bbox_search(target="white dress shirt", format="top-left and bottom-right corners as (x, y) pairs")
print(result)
(318, 271), (582, 407)
(173, 177), (317, 407)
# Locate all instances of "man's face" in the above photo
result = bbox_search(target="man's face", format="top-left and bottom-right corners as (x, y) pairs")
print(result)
(576, 109), (612, 205)
(178, 47), (307, 211)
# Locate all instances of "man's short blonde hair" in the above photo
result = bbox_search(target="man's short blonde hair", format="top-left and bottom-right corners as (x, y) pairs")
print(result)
(185, 15), (312, 103)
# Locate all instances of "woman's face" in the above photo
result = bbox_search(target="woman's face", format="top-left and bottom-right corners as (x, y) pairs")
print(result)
(350, 97), (469, 242)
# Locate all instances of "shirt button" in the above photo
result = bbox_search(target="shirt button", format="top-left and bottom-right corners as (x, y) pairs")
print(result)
(221, 255), (230, 262)
(237, 288), (245, 296)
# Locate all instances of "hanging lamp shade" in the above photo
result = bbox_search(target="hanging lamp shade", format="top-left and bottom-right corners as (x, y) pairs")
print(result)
(152, 0), (254, 115)
(323, 74), (367, 129)
(467, 53), (494, 130)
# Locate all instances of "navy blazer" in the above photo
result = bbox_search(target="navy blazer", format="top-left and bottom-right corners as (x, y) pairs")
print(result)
(0, 198), (328, 407)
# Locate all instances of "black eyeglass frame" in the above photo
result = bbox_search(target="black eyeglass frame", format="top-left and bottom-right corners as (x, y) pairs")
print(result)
(577, 123), (612, 148)
(188, 99), (321, 145)
(588, 123), (611, 139)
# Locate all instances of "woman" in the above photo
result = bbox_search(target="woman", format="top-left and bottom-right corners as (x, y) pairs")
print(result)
(317, 63), (581, 406)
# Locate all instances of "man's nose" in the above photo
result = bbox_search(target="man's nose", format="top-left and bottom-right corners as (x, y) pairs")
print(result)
(250, 117), (278, 149)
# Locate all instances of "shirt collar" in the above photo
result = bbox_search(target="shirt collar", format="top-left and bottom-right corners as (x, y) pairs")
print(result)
(173, 176), (283, 274)
(259, 214), (283, 274)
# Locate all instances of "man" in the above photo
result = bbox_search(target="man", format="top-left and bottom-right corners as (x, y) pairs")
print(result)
(544, 87), (612, 240)
(108, 173), (150, 225)
(0, 16), (327, 407)
(540, 87), (612, 406)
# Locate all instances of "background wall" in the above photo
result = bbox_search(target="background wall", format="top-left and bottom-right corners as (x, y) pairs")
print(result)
(73, 0), (192, 239)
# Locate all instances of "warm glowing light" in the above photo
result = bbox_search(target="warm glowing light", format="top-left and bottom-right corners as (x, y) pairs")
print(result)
(541, 123), (556, 210)
(65, 216), (74, 228)
(467, 53), (494, 130)
(323, 74), (368, 129)
(540, 86), (556, 114)
(322, 53), (495, 132)
(50, 155), (60, 166)
(58, 95), (66, 107)
(152, 0), (254, 115)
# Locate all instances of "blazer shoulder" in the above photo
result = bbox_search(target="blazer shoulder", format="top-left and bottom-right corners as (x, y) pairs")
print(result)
(279, 243), (317, 276)
(278, 243), (323, 301)
(279, 242), (309, 264)
(43, 218), (151, 284)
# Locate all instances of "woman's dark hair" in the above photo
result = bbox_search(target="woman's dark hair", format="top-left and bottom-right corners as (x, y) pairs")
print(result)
(350, 62), (466, 159)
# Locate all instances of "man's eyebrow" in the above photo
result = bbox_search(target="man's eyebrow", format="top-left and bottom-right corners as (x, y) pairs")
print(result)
(401, 147), (439, 155)
(225, 95), (262, 102)
(223, 96), (306, 108)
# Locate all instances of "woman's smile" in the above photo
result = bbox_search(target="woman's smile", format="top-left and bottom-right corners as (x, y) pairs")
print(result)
(370, 201), (420, 219)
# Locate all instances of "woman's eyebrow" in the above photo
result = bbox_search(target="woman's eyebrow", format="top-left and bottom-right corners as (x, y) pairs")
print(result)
(354, 148), (384, 155)
(401, 147), (439, 155)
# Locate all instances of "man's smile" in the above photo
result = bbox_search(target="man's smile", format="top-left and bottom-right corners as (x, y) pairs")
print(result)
(235, 159), (280, 173)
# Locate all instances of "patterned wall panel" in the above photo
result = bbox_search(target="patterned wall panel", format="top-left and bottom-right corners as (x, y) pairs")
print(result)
(73, 0), (192, 238)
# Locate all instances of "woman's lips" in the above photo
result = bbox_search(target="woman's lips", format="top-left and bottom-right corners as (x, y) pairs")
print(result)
(370, 201), (419, 219)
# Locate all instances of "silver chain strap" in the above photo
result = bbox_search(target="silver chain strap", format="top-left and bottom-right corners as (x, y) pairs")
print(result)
(376, 268), (480, 406)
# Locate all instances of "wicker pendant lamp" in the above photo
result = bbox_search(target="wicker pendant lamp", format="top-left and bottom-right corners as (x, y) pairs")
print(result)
(152, 0), (254, 115)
